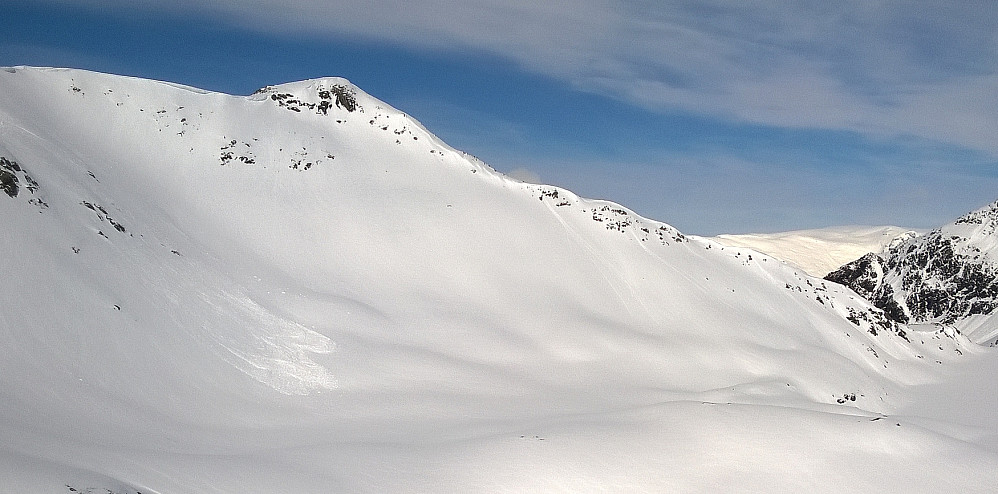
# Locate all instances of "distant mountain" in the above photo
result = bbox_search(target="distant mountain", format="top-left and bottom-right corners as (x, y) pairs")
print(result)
(827, 201), (998, 344)
(714, 226), (918, 277)
(0, 67), (993, 493)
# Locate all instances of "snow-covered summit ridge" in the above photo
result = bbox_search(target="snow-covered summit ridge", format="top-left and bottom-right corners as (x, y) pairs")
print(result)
(250, 77), (364, 113)
(3, 65), (215, 94)
(248, 74), (489, 168)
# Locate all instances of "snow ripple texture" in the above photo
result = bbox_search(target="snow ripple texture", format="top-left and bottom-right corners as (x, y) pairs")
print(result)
(199, 290), (337, 395)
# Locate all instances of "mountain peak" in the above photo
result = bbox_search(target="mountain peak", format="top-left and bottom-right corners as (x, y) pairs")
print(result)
(826, 199), (998, 342)
(251, 77), (363, 114)
(261, 75), (355, 91)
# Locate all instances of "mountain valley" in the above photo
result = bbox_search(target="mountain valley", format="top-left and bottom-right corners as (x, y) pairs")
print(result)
(1, 67), (996, 493)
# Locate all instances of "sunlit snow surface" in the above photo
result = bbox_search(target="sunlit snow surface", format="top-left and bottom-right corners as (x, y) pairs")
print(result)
(1, 67), (996, 493)
(713, 226), (918, 277)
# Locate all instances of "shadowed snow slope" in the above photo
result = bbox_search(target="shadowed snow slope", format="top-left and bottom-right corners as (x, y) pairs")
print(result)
(1, 67), (996, 493)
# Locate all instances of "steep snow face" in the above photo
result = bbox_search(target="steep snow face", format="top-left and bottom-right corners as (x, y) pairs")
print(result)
(0, 67), (991, 493)
(714, 226), (917, 277)
(827, 201), (998, 343)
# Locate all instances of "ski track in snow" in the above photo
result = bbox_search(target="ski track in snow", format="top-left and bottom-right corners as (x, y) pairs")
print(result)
(199, 289), (337, 395)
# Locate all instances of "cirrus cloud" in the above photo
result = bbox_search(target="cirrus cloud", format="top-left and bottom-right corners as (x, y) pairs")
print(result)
(50, 0), (998, 155)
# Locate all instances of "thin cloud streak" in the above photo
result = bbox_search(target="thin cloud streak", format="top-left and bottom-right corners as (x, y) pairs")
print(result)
(63, 0), (998, 155)
(15, 0), (998, 233)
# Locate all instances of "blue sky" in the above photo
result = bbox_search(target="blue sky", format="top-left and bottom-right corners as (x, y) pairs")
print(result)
(3, 0), (997, 234)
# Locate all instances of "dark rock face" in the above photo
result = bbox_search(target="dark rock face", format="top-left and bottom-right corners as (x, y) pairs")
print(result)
(885, 232), (997, 324)
(826, 201), (998, 327)
(1, 156), (47, 209)
(1, 156), (21, 197)
(262, 82), (360, 115)
(826, 253), (883, 299)
(326, 84), (357, 112)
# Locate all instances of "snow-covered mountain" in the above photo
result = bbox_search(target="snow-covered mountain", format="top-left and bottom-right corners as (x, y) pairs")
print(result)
(827, 201), (998, 345)
(1, 67), (995, 493)
(713, 225), (918, 277)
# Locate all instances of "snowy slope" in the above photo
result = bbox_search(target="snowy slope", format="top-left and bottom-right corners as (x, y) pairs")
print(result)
(827, 201), (998, 344)
(713, 226), (918, 277)
(0, 67), (995, 493)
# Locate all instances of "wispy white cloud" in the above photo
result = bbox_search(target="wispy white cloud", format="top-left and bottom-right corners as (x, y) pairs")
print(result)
(16, 0), (996, 232)
(60, 0), (997, 156)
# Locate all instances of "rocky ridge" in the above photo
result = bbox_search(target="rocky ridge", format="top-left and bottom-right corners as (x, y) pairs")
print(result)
(827, 201), (998, 343)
